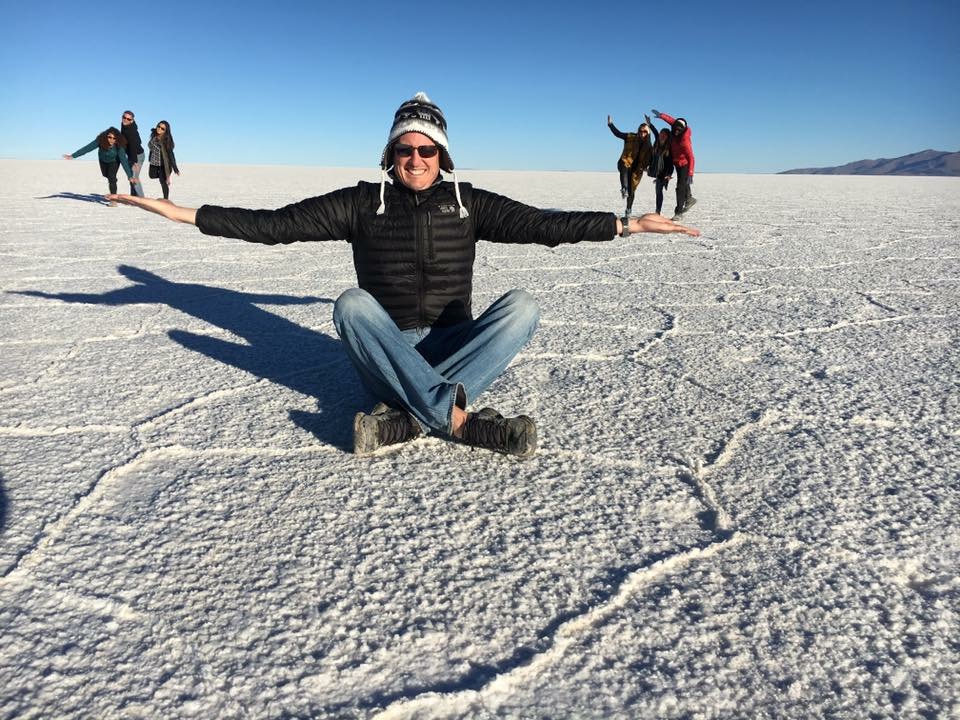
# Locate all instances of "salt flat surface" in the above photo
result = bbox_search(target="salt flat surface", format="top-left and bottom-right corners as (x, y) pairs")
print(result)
(1, 159), (958, 718)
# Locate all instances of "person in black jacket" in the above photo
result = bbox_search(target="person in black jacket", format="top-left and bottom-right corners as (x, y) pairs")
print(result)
(120, 110), (145, 197)
(110, 92), (699, 458)
(645, 114), (675, 215)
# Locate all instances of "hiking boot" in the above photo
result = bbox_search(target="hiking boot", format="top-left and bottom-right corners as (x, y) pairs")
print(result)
(353, 403), (422, 455)
(458, 407), (537, 459)
(684, 196), (697, 212)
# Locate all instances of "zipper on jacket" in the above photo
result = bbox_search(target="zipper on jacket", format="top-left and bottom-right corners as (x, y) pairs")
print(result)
(415, 205), (426, 328)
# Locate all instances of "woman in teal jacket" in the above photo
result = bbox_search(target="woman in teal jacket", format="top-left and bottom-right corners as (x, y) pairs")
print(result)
(63, 127), (137, 197)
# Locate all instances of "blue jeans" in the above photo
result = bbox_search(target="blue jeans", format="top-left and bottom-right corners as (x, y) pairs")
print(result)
(333, 288), (540, 434)
(655, 177), (670, 214)
(130, 152), (145, 197)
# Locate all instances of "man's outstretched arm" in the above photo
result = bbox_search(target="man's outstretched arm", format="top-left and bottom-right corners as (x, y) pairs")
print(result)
(109, 194), (197, 224)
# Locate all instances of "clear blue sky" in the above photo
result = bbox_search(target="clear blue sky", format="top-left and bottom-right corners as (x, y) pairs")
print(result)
(2, 0), (957, 173)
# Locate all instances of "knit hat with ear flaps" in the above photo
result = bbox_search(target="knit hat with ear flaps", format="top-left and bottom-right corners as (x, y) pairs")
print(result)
(380, 92), (454, 172)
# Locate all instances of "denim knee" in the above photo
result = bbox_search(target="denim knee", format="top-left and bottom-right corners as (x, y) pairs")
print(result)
(502, 288), (540, 330)
(333, 288), (377, 335)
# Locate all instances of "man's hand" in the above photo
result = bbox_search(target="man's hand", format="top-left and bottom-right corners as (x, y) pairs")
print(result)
(107, 194), (198, 224)
(620, 213), (700, 237)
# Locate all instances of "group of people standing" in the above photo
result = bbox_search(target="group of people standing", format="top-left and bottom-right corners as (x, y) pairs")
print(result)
(608, 109), (695, 220)
(63, 111), (180, 203)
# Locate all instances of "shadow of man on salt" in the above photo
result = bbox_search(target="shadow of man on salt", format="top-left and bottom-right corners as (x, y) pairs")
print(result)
(12, 264), (368, 450)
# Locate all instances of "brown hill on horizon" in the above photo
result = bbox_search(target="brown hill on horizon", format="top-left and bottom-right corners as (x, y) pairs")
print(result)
(780, 149), (960, 176)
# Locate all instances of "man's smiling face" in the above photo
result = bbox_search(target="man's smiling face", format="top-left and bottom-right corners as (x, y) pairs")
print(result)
(393, 132), (440, 191)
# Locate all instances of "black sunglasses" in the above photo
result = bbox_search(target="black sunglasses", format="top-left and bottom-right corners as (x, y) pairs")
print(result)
(394, 143), (439, 159)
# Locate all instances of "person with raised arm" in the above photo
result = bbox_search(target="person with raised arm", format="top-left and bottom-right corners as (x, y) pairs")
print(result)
(645, 113), (675, 215)
(650, 108), (696, 219)
(607, 115), (653, 216)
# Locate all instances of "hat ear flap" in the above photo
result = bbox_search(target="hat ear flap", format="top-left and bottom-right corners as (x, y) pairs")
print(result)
(439, 148), (454, 172)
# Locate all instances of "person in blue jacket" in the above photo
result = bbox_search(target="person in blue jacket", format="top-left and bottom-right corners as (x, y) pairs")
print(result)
(63, 127), (137, 199)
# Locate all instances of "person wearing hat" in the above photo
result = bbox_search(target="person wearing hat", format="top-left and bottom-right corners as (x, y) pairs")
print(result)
(109, 92), (700, 459)
(651, 109), (696, 219)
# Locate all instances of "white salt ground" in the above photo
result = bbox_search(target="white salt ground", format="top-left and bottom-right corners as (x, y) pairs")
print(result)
(0, 159), (958, 718)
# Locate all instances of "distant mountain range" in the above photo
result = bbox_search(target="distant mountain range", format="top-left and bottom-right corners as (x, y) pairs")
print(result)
(780, 149), (960, 176)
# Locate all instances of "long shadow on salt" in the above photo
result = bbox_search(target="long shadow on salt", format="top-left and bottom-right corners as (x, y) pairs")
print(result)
(37, 192), (112, 205)
(11, 264), (363, 449)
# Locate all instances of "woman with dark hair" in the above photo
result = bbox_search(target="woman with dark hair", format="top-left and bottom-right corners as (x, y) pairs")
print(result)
(607, 115), (652, 216)
(645, 114), (675, 215)
(147, 120), (180, 199)
(63, 127), (137, 198)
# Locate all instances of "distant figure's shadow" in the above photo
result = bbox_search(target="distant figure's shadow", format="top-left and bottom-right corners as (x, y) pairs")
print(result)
(12, 265), (366, 450)
(37, 192), (111, 205)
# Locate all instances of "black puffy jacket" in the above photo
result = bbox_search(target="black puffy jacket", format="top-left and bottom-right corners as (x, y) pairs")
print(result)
(120, 121), (144, 163)
(196, 179), (617, 330)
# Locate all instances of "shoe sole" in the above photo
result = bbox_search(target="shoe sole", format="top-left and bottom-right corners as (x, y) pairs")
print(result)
(513, 416), (537, 459)
(353, 412), (379, 456)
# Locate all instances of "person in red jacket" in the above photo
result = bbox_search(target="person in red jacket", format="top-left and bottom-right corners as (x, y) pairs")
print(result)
(651, 109), (696, 219)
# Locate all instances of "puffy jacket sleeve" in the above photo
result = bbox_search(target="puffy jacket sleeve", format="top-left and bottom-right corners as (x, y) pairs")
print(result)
(195, 186), (361, 245)
(470, 188), (617, 248)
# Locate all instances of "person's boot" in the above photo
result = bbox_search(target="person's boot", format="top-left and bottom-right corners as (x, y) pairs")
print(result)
(353, 403), (422, 455)
(458, 407), (537, 459)
(684, 196), (697, 212)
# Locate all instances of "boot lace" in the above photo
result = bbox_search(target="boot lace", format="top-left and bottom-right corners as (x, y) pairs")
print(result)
(377, 412), (419, 446)
(461, 414), (510, 450)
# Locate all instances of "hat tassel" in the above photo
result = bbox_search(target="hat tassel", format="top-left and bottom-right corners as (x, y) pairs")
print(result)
(376, 169), (387, 215)
(453, 172), (469, 219)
